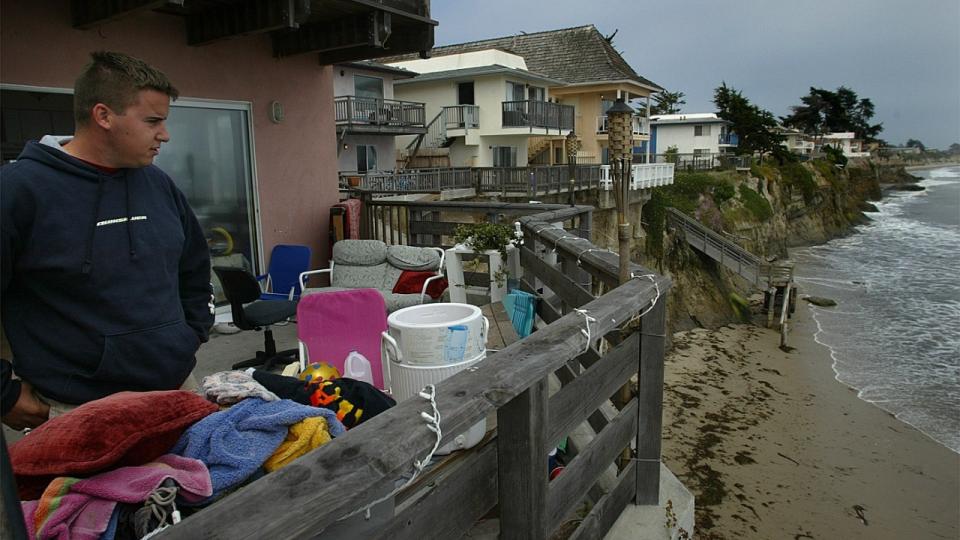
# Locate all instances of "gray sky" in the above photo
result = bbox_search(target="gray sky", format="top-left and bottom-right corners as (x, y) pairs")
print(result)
(431, 0), (960, 149)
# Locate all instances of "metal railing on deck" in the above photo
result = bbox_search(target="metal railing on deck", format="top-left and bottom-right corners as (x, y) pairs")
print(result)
(502, 100), (575, 132)
(156, 201), (671, 539)
(334, 96), (426, 128)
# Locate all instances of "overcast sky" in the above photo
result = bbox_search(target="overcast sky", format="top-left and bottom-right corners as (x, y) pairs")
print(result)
(431, 0), (960, 149)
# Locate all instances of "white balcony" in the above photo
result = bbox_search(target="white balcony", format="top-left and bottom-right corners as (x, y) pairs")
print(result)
(599, 163), (675, 191)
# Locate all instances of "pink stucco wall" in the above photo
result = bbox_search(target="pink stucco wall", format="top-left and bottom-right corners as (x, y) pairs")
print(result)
(0, 1), (339, 269)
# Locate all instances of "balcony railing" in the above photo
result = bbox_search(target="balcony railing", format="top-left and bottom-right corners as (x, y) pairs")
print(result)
(502, 100), (574, 132)
(718, 133), (738, 146)
(443, 105), (480, 131)
(599, 163), (676, 190)
(334, 96), (426, 130)
(338, 163), (681, 197)
(596, 115), (650, 136)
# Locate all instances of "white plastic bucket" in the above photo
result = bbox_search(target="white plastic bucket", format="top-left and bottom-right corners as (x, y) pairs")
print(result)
(385, 303), (488, 366)
(381, 337), (487, 455)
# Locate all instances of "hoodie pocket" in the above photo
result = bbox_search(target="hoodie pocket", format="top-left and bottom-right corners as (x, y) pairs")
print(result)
(94, 320), (199, 391)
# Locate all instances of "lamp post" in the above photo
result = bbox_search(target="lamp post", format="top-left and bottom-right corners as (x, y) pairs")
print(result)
(606, 97), (634, 285)
(565, 130), (579, 206)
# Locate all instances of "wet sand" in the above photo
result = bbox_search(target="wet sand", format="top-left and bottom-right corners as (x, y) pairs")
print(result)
(661, 304), (960, 539)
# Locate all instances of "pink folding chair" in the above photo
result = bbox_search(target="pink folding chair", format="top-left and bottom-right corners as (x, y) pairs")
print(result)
(297, 288), (387, 390)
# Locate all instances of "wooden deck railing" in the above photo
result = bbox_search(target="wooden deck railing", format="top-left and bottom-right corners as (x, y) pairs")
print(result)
(156, 202), (671, 539)
(334, 96), (426, 129)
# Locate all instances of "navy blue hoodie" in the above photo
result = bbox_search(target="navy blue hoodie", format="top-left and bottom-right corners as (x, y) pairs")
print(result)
(1, 140), (213, 407)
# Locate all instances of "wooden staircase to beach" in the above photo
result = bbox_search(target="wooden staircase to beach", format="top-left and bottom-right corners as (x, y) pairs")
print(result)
(666, 207), (796, 333)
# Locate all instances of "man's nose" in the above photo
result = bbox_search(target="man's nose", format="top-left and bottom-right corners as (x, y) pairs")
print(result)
(158, 124), (170, 142)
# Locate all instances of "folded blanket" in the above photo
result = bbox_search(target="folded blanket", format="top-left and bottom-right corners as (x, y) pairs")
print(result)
(201, 370), (279, 406)
(171, 398), (345, 500)
(21, 454), (211, 540)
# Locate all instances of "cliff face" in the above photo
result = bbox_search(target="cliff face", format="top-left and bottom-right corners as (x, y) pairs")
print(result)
(651, 160), (911, 332)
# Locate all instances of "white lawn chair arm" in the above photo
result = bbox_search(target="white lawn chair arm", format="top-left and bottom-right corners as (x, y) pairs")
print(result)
(419, 274), (446, 303)
(299, 266), (332, 291)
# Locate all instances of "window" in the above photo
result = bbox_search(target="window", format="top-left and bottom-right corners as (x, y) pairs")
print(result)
(693, 148), (710, 155)
(492, 146), (517, 167)
(354, 75), (383, 99)
(154, 100), (258, 302)
(528, 86), (545, 102)
(357, 145), (378, 172)
(506, 81), (525, 101)
(694, 124), (710, 136)
(457, 81), (475, 105)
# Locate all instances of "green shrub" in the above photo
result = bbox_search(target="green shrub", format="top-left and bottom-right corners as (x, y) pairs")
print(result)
(714, 183), (735, 205)
(779, 161), (817, 202)
(738, 184), (773, 221)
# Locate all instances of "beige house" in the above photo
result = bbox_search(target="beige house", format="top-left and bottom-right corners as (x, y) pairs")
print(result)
(388, 50), (572, 167)
(384, 25), (662, 167)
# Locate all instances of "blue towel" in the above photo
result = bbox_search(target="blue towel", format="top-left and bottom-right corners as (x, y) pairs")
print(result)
(171, 398), (345, 499)
(503, 289), (537, 338)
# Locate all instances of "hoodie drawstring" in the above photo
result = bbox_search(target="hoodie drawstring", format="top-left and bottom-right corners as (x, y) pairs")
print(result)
(81, 176), (106, 275)
(125, 178), (137, 261)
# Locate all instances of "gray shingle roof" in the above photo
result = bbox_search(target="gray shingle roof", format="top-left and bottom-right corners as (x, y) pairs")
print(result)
(380, 25), (662, 91)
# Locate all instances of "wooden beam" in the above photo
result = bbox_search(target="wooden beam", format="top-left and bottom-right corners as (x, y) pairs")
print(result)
(72, 0), (173, 29)
(377, 438), (498, 539)
(547, 398), (639, 531)
(497, 377), (549, 539)
(186, 0), (309, 46)
(273, 10), (402, 58)
(518, 245), (594, 309)
(635, 298), (666, 505)
(547, 333), (640, 447)
(316, 21), (435, 64)
(568, 461), (638, 540)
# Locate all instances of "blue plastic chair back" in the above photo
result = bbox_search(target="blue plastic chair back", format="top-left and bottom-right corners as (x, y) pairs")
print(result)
(261, 244), (312, 300)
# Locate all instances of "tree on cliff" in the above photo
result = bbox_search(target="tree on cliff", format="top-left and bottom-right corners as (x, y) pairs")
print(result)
(782, 86), (883, 142)
(948, 143), (960, 155)
(713, 82), (787, 159)
(652, 90), (686, 115)
(905, 139), (926, 152)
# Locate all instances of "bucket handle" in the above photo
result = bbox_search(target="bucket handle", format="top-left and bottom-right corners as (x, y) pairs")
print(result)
(381, 331), (401, 395)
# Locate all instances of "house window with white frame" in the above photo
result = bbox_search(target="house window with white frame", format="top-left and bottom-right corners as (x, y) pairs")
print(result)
(357, 145), (378, 172)
(528, 86), (545, 102)
(694, 124), (710, 136)
(492, 146), (517, 167)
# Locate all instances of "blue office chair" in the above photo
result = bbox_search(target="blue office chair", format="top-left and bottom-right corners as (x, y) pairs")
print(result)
(257, 244), (312, 301)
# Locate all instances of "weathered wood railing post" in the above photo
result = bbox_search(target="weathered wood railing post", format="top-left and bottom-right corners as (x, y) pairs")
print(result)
(635, 297), (667, 504)
(498, 377), (549, 538)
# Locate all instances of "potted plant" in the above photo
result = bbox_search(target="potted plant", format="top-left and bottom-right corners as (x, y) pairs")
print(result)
(453, 222), (520, 288)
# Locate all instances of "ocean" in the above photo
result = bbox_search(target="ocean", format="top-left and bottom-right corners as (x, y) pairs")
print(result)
(792, 165), (960, 453)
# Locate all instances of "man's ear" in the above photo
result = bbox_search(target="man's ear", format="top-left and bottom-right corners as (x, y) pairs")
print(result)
(91, 103), (112, 130)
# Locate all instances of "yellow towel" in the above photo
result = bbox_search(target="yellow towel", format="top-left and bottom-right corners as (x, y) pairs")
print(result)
(264, 416), (332, 472)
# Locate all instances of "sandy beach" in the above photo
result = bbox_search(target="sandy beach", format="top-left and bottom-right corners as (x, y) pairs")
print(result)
(661, 303), (960, 539)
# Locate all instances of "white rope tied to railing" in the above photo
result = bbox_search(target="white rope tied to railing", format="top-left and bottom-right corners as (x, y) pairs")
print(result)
(630, 272), (662, 320)
(574, 308), (598, 354)
(336, 384), (443, 522)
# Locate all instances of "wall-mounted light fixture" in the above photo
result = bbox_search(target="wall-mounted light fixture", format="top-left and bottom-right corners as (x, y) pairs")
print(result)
(343, 143), (349, 150)
(269, 101), (284, 124)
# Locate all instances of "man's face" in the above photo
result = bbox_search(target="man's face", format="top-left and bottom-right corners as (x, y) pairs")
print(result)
(106, 89), (171, 168)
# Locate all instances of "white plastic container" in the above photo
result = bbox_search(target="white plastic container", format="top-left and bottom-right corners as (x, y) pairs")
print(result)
(380, 343), (487, 455)
(343, 350), (374, 385)
(385, 303), (488, 366)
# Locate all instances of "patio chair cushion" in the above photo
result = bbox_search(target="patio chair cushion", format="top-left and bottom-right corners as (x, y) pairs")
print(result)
(386, 245), (441, 271)
(333, 262), (390, 289)
(332, 240), (387, 266)
(10, 390), (218, 500)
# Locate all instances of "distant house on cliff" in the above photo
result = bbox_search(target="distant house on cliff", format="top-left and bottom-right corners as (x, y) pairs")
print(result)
(647, 113), (737, 157)
(818, 132), (870, 158)
(381, 25), (663, 168)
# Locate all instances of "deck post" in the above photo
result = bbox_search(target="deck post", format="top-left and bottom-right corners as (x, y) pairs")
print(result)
(497, 377), (549, 538)
(635, 298), (666, 505)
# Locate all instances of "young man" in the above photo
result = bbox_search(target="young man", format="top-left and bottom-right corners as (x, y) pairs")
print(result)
(1, 51), (214, 429)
